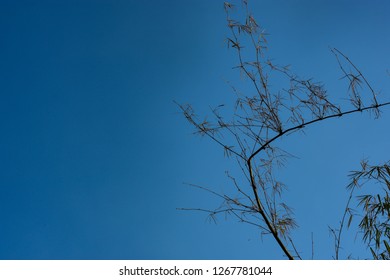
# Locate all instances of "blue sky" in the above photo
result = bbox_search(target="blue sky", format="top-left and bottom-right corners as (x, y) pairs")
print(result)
(0, 0), (389, 260)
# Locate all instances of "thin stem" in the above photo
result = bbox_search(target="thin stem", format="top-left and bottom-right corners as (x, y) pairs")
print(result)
(247, 101), (390, 260)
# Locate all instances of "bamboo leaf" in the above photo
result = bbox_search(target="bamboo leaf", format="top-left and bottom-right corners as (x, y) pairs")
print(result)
(370, 247), (378, 260)
(347, 213), (353, 228)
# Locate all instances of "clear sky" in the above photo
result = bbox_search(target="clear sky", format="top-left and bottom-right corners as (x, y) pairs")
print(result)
(0, 0), (389, 260)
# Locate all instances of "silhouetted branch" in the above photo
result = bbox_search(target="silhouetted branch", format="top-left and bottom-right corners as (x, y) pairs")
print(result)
(178, 0), (390, 259)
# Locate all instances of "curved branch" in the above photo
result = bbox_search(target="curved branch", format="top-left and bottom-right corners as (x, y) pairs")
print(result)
(246, 101), (390, 260)
(249, 101), (390, 162)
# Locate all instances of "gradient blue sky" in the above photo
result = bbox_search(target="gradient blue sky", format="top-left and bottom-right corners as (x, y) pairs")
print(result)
(0, 0), (389, 260)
